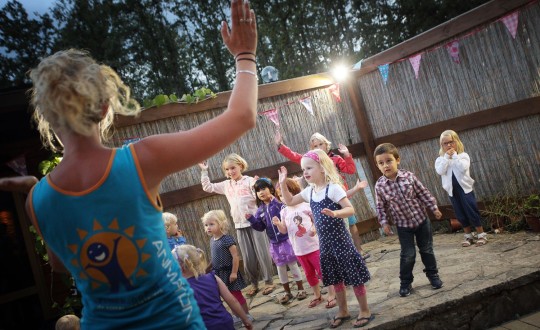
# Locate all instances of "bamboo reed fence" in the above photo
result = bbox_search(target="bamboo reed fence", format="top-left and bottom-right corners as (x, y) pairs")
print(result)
(111, 0), (540, 258)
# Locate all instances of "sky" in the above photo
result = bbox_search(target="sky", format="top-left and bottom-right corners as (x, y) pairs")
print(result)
(1, 0), (54, 17)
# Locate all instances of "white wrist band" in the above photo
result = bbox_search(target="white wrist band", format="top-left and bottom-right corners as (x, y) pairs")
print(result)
(237, 70), (258, 80)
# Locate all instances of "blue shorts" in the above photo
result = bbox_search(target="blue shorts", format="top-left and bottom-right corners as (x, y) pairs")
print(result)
(347, 215), (358, 226)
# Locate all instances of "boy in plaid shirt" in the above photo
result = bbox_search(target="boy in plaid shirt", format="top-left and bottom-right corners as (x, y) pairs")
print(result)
(374, 143), (444, 297)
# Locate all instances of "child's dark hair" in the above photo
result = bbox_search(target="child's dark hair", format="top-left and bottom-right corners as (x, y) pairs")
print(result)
(374, 143), (400, 160)
(253, 177), (276, 206)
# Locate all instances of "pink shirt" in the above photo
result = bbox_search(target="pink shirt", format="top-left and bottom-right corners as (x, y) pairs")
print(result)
(280, 202), (320, 256)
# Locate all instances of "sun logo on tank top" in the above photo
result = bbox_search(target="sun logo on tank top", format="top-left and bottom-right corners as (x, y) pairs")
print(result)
(67, 218), (150, 292)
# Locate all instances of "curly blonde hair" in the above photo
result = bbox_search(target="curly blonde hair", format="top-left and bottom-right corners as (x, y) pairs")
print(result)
(309, 132), (332, 152)
(29, 49), (141, 152)
(201, 209), (230, 234)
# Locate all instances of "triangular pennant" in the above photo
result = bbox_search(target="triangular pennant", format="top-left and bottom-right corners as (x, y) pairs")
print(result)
(378, 64), (390, 84)
(262, 108), (280, 126)
(327, 84), (341, 102)
(299, 97), (314, 116)
(446, 40), (461, 64)
(408, 53), (423, 79)
(6, 155), (27, 176)
(501, 11), (519, 39)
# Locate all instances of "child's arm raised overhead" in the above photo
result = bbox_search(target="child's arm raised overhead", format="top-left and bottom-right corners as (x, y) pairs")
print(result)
(135, 0), (258, 192)
(278, 166), (305, 206)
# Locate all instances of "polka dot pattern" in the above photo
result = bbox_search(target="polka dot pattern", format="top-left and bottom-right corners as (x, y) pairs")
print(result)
(310, 186), (371, 287)
(210, 234), (246, 291)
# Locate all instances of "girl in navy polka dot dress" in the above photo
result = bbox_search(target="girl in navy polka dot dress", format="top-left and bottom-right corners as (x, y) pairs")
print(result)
(278, 149), (374, 328)
(202, 210), (253, 323)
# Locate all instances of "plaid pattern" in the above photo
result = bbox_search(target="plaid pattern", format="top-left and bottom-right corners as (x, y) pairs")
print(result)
(375, 169), (438, 228)
(501, 11), (519, 39)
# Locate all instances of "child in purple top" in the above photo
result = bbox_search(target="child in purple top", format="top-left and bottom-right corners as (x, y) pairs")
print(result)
(172, 244), (252, 330)
(245, 178), (307, 304)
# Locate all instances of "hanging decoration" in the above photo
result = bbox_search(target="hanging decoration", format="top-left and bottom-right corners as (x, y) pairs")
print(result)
(501, 11), (519, 39)
(260, 108), (280, 126)
(327, 84), (341, 102)
(446, 40), (461, 64)
(378, 64), (390, 84)
(299, 97), (314, 116)
(409, 54), (422, 79)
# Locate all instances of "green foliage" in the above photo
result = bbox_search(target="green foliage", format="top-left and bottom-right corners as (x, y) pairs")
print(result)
(523, 194), (540, 217)
(143, 87), (216, 109)
(38, 155), (62, 175)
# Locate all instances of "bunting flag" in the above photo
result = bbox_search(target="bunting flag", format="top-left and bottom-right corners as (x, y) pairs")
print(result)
(6, 155), (27, 176)
(328, 84), (341, 102)
(378, 64), (390, 84)
(446, 40), (461, 64)
(261, 108), (280, 126)
(299, 97), (314, 116)
(409, 53), (423, 79)
(501, 11), (519, 39)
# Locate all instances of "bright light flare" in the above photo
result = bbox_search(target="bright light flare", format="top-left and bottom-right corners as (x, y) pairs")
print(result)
(331, 64), (350, 82)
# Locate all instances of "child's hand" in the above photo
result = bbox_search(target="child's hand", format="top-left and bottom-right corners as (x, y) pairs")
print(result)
(244, 213), (252, 220)
(253, 175), (259, 181)
(242, 318), (253, 330)
(278, 166), (288, 184)
(383, 224), (394, 236)
(321, 208), (335, 217)
(274, 130), (283, 146)
(271, 216), (281, 226)
(309, 227), (316, 236)
(337, 143), (350, 157)
(229, 273), (237, 283)
(198, 161), (209, 170)
(446, 148), (455, 156)
(434, 209), (442, 219)
(355, 179), (368, 190)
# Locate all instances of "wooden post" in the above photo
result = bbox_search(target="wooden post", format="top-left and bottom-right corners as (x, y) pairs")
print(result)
(345, 79), (380, 182)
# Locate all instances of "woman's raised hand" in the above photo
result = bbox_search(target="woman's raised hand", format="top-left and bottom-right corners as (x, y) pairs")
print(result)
(221, 0), (257, 57)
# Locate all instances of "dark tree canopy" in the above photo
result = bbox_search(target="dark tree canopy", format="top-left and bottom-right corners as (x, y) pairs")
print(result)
(0, 0), (490, 101)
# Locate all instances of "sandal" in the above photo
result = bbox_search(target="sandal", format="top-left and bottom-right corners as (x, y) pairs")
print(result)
(476, 236), (488, 246)
(330, 315), (351, 328)
(353, 315), (375, 328)
(308, 296), (323, 308)
(462, 237), (474, 247)
(279, 292), (293, 305)
(246, 286), (259, 297)
(326, 297), (337, 309)
(262, 285), (275, 295)
(296, 290), (308, 300)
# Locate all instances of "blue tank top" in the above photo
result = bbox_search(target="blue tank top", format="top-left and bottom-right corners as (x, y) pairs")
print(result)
(30, 145), (204, 329)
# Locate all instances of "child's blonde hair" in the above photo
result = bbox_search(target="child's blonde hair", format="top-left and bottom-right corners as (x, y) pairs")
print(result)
(162, 212), (178, 228)
(29, 49), (141, 152)
(439, 130), (465, 156)
(172, 244), (207, 278)
(55, 314), (80, 330)
(309, 132), (332, 152)
(201, 209), (230, 234)
(221, 153), (248, 177)
(303, 149), (343, 186)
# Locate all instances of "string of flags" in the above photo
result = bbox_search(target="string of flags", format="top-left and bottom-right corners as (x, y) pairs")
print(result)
(259, 84), (341, 127)
(374, 4), (531, 84)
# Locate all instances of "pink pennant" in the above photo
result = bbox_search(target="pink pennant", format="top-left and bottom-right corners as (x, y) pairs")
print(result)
(408, 54), (423, 79)
(446, 40), (460, 64)
(299, 97), (314, 116)
(261, 108), (280, 126)
(501, 12), (519, 39)
(328, 84), (341, 102)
